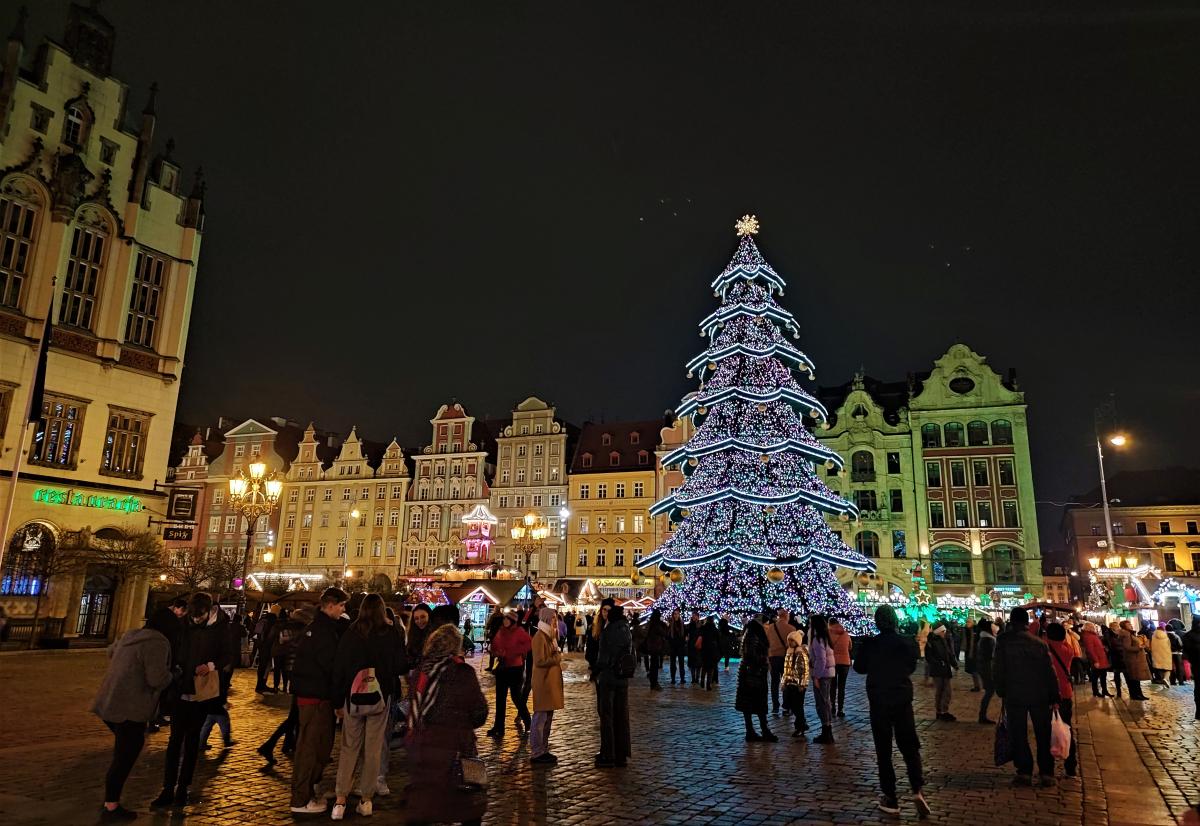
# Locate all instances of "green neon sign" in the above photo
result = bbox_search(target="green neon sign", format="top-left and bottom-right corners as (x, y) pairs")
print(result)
(32, 487), (144, 513)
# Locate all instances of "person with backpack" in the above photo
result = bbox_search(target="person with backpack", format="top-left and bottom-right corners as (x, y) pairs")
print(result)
(487, 611), (533, 738)
(595, 604), (634, 767)
(993, 607), (1059, 787)
(285, 587), (348, 815)
(330, 594), (404, 820)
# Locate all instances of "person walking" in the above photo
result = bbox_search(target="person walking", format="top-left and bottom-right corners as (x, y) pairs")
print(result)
(152, 593), (234, 809)
(1105, 622), (1126, 698)
(253, 605), (279, 693)
(686, 610), (704, 685)
(667, 609), (687, 685)
(530, 607), (565, 765)
(643, 608), (668, 691)
(406, 624), (489, 826)
(1182, 616), (1200, 720)
(488, 612), (533, 737)
(781, 630), (811, 739)
(766, 608), (790, 713)
(925, 623), (957, 721)
(93, 608), (178, 821)
(1150, 625), (1173, 685)
(828, 617), (853, 717)
(976, 621), (999, 723)
(565, 611), (578, 654)
(961, 619), (981, 692)
(1117, 620), (1150, 700)
(736, 614), (776, 742)
(854, 605), (930, 819)
(700, 616), (722, 689)
(1081, 622), (1111, 698)
(283, 587), (349, 814)
(809, 616), (837, 744)
(1168, 626), (1185, 685)
(993, 607), (1059, 788)
(329, 593), (403, 820)
(595, 604), (633, 767)
(1046, 623), (1078, 777)
(573, 612), (587, 652)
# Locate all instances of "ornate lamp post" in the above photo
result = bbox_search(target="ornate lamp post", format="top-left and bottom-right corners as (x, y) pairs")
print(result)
(228, 460), (283, 612)
(510, 510), (549, 608)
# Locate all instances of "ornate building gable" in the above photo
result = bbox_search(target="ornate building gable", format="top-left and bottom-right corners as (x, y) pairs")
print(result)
(824, 372), (910, 441)
(377, 438), (409, 479)
(909, 344), (1023, 412)
(329, 426), (369, 477)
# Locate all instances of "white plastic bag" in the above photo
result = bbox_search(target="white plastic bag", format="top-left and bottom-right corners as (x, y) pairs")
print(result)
(1050, 708), (1071, 759)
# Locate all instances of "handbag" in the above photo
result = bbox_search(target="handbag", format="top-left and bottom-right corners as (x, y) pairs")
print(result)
(993, 713), (1012, 766)
(1050, 709), (1072, 759)
(192, 668), (220, 702)
(453, 752), (488, 791)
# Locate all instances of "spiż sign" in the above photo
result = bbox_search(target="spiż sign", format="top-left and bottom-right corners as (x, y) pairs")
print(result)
(33, 487), (144, 513)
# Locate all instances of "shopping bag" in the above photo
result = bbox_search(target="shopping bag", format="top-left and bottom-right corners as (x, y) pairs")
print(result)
(1050, 709), (1071, 760)
(993, 713), (1012, 766)
(193, 669), (221, 702)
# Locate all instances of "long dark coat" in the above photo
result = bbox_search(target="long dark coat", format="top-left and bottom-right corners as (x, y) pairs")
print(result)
(735, 623), (770, 714)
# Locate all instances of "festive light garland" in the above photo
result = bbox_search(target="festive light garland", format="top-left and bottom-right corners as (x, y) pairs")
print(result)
(661, 437), (844, 472)
(699, 303), (800, 339)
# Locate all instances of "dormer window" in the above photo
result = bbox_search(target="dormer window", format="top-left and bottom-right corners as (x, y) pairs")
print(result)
(637, 450), (649, 465)
(609, 451), (620, 466)
(63, 104), (90, 147)
(601, 433), (612, 446)
(629, 432), (640, 445)
(582, 453), (593, 469)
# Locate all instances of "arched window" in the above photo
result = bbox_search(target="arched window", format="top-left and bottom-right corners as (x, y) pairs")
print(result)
(0, 192), (38, 311)
(609, 451), (620, 466)
(855, 531), (880, 558)
(629, 432), (640, 445)
(63, 103), (91, 146)
(851, 450), (875, 481)
(60, 222), (108, 330)
(943, 422), (965, 448)
(2, 523), (55, 595)
(931, 545), (972, 584)
(967, 421), (989, 446)
(637, 450), (649, 465)
(921, 423), (941, 448)
(991, 420), (1013, 446)
(581, 453), (592, 469)
(984, 545), (1024, 585)
(601, 433), (612, 446)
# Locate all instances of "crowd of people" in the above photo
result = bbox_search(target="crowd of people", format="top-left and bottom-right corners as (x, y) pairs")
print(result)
(89, 587), (1200, 823)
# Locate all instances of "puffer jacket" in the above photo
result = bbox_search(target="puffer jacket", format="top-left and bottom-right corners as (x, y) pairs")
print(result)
(828, 621), (852, 666)
(1150, 629), (1173, 671)
(809, 636), (835, 680)
(1081, 627), (1109, 669)
(782, 632), (810, 688)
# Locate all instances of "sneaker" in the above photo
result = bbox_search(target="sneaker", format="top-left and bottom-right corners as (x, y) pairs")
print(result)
(330, 802), (346, 821)
(375, 780), (390, 797)
(290, 800), (328, 814)
(877, 795), (900, 814)
(744, 732), (762, 742)
(914, 791), (931, 819)
(485, 727), (503, 738)
(356, 800), (373, 817)
(100, 805), (139, 821)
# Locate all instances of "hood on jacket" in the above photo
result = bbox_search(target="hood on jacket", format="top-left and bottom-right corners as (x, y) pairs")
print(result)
(786, 630), (804, 646)
(119, 627), (169, 649)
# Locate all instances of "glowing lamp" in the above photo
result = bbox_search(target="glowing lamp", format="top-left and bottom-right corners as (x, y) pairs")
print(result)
(249, 460), (267, 479)
(159, 573), (168, 581)
(263, 550), (274, 564)
(1109, 434), (1128, 447)
(1088, 556), (1100, 569)
(1125, 556), (1138, 569)
(228, 476), (248, 497)
(266, 478), (283, 499)
(524, 512), (536, 527)
(350, 509), (360, 520)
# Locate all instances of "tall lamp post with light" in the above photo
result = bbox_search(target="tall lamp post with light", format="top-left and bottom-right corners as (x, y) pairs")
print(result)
(510, 510), (550, 609)
(341, 506), (361, 587)
(228, 460), (283, 612)
(1093, 399), (1130, 568)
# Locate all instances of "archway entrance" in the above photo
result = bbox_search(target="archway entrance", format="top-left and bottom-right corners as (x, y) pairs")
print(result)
(76, 565), (116, 638)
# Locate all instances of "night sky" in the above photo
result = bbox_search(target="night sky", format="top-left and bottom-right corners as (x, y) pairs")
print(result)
(25, 2), (1200, 556)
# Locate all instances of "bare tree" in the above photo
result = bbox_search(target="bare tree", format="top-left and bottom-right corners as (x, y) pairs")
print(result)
(87, 530), (167, 641)
(165, 546), (238, 592)
(11, 525), (87, 649)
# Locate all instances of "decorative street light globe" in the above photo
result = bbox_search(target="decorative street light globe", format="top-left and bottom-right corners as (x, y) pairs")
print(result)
(228, 459), (283, 611)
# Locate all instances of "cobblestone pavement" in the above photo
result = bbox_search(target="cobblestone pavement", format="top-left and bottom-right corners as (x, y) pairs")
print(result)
(0, 649), (1196, 825)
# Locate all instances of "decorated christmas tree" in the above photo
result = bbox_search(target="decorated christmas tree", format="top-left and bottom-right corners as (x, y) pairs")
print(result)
(639, 215), (876, 634)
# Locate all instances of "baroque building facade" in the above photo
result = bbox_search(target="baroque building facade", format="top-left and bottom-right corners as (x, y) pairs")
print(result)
(0, 5), (203, 641)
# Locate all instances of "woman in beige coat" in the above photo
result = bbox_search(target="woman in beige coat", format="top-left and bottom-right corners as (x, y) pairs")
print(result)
(530, 607), (565, 765)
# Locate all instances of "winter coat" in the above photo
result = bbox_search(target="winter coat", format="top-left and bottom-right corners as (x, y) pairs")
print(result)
(976, 631), (997, 689)
(667, 618), (687, 655)
(1117, 628), (1151, 681)
(177, 608), (234, 697)
(331, 626), (404, 710)
(782, 636), (810, 688)
(491, 624), (532, 669)
(993, 627), (1058, 707)
(700, 621), (721, 666)
(596, 617), (633, 686)
(1081, 628), (1109, 669)
(853, 627), (918, 706)
(406, 622), (431, 672)
(1183, 625), (1200, 668)
(828, 621), (852, 667)
(289, 611), (348, 701)
(766, 618), (792, 658)
(631, 619), (647, 654)
(735, 623), (770, 714)
(406, 661), (488, 823)
(809, 636), (836, 681)
(924, 633), (956, 679)
(1047, 639), (1074, 701)
(718, 619), (733, 655)
(92, 628), (174, 724)
(644, 617), (669, 656)
(1150, 629), (1174, 671)
(686, 620), (704, 662)
(531, 629), (564, 712)
(1104, 628), (1124, 669)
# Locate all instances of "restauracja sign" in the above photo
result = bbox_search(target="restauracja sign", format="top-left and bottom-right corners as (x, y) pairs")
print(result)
(33, 487), (144, 513)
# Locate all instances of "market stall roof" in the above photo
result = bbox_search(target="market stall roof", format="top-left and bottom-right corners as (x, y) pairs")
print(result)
(442, 579), (525, 607)
(276, 590), (321, 606)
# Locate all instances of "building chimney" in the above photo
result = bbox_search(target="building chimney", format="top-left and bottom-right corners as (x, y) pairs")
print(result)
(128, 81), (157, 205)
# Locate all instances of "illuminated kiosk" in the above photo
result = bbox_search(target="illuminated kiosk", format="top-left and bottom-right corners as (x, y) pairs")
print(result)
(1085, 553), (1162, 624)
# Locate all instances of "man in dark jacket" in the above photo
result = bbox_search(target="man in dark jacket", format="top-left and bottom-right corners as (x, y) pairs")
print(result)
(925, 624), (957, 721)
(287, 587), (349, 814)
(993, 607), (1059, 787)
(595, 605), (633, 768)
(854, 605), (930, 818)
(1182, 616), (1200, 721)
(253, 608), (278, 693)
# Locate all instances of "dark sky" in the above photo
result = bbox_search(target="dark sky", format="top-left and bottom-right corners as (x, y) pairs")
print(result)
(26, 2), (1200, 556)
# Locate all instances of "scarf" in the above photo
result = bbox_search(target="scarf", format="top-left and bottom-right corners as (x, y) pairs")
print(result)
(537, 621), (557, 641)
(410, 624), (464, 731)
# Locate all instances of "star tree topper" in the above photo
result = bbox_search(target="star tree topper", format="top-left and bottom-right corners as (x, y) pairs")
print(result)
(735, 214), (760, 236)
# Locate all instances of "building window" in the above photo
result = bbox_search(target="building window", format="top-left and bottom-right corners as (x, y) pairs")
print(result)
(578, 548), (587, 567)
(601, 433), (612, 446)
(944, 422), (965, 448)
(977, 501), (993, 527)
(372, 541), (381, 558)
(953, 501), (970, 528)
(355, 541), (364, 557)
(973, 460), (989, 486)
(950, 461), (966, 487)
(596, 516), (607, 533)
(633, 547), (643, 565)
(886, 452), (901, 474)
(597, 484), (608, 499)
(596, 547), (606, 566)
(609, 451), (620, 466)
(515, 495), (525, 508)
(984, 545), (1024, 584)
(301, 513), (312, 528)
(1187, 521), (1198, 535)
(517, 469), (526, 483)
(125, 252), (167, 349)
(582, 453), (592, 468)
(533, 467), (543, 482)
(998, 459), (1015, 487)
(299, 542), (309, 558)
(322, 488), (332, 501)
(0, 195), (37, 310)
(30, 395), (86, 468)
(1160, 521), (1171, 535)
(637, 450), (649, 465)
(991, 420), (1013, 446)
(410, 509), (423, 529)
(408, 548), (419, 568)
(501, 469), (510, 484)
(926, 462), (941, 488)
(616, 483), (626, 498)
(286, 512), (295, 529)
(851, 451), (875, 481)
(550, 467), (560, 480)
(629, 431), (640, 445)
(63, 103), (90, 146)
(889, 489), (903, 513)
(633, 482), (644, 497)
(426, 548), (438, 568)
(234, 444), (246, 458)
(391, 484), (403, 498)
(360, 487), (369, 500)
(534, 443), (543, 456)
(342, 488), (351, 501)
(99, 408), (149, 478)
(306, 488), (315, 502)
(616, 516), (626, 532)
(317, 541), (327, 558)
(533, 494), (543, 507)
(929, 502), (945, 529)
(60, 226), (107, 330)
(1136, 521), (1147, 535)
(374, 511), (384, 527)
(932, 546), (972, 583)
(855, 531), (880, 557)
(1164, 552), (1177, 572)
(615, 547), (625, 567)
(967, 421), (990, 446)
(389, 510), (399, 527)
(921, 423), (941, 448)
(579, 485), (589, 500)
(549, 494), (561, 507)
(429, 509), (441, 528)
(29, 103), (52, 133)
(854, 490), (877, 511)
(288, 489), (298, 503)
(282, 542), (292, 558)
(1002, 500), (1020, 528)
(498, 495), (509, 509)
(633, 514), (644, 533)
(517, 445), (527, 457)
(1193, 552), (1200, 571)
(892, 530), (907, 558)
(377, 485), (386, 499)
(99, 137), (118, 166)
(213, 489), (225, 505)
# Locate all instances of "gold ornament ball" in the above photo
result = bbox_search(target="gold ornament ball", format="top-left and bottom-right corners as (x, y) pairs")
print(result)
(760, 454), (770, 464)
(809, 409), (820, 419)
(766, 567), (785, 583)
(821, 421), (831, 431)
(764, 505), (777, 515)
(824, 459), (835, 469)
(680, 508), (691, 518)
(630, 573), (641, 585)
(669, 569), (685, 584)
(708, 362), (717, 371)
(697, 406), (707, 415)
(688, 457), (698, 467)
(756, 403), (767, 412)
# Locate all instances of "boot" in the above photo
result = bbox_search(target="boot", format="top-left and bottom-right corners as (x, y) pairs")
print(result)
(150, 788), (174, 809)
(760, 728), (779, 742)
(813, 725), (834, 744)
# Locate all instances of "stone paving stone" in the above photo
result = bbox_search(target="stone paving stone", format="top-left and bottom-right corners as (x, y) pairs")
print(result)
(0, 650), (1194, 824)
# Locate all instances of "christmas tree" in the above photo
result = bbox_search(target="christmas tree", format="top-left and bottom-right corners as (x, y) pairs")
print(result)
(640, 215), (876, 634)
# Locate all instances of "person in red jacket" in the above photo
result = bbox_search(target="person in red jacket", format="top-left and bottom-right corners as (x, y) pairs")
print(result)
(828, 619), (853, 718)
(1046, 623), (1077, 777)
(486, 612), (532, 738)
(1080, 622), (1111, 698)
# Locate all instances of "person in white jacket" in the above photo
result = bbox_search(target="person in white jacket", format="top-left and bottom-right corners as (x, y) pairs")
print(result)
(1150, 626), (1174, 685)
(808, 615), (837, 744)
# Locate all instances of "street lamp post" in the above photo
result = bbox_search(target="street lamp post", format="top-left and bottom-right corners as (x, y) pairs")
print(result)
(510, 510), (549, 609)
(1093, 400), (1129, 578)
(342, 506), (361, 586)
(228, 460), (283, 613)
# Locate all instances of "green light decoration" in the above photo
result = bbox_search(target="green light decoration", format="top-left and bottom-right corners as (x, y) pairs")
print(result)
(32, 487), (144, 513)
